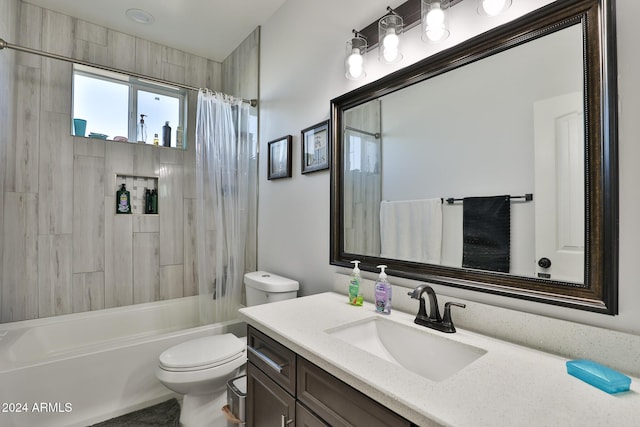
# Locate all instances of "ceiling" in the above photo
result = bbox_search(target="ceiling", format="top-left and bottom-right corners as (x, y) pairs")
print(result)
(24, 0), (288, 62)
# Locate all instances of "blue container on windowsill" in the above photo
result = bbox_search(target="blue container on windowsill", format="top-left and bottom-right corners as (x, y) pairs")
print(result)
(88, 133), (108, 140)
(73, 118), (87, 137)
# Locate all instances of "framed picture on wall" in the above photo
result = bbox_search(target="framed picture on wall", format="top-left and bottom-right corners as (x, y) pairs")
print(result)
(301, 120), (330, 174)
(267, 135), (292, 180)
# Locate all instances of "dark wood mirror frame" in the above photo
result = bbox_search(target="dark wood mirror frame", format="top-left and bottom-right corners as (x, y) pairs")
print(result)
(330, 0), (618, 314)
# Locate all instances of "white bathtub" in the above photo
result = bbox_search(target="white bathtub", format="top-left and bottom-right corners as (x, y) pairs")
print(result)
(0, 296), (246, 427)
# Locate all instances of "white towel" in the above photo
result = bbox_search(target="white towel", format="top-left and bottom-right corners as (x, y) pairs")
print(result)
(380, 199), (443, 264)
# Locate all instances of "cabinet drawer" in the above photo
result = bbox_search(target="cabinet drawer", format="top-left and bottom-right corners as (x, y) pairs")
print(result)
(247, 326), (297, 395)
(297, 357), (411, 427)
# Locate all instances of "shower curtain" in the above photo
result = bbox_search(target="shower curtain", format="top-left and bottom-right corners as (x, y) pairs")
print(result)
(195, 90), (257, 324)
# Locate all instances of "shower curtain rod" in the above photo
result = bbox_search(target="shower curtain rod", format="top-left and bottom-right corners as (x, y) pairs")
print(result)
(0, 38), (258, 108)
(345, 125), (381, 139)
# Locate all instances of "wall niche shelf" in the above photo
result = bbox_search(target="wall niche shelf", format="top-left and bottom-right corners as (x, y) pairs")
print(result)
(115, 174), (159, 215)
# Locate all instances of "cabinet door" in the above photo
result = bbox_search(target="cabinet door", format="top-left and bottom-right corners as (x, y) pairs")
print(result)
(296, 402), (329, 427)
(297, 357), (411, 427)
(247, 362), (296, 427)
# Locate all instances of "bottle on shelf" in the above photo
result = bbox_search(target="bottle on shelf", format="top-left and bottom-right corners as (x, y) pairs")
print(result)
(162, 121), (172, 147)
(116, 183), (131, 214)
(137, 114), (147, 143)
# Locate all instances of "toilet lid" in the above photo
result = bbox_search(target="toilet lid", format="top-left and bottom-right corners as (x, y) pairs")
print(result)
(159, 334), (246, 372)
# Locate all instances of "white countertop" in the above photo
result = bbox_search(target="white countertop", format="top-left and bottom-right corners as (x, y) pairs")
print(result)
(239, 292), (640, 427)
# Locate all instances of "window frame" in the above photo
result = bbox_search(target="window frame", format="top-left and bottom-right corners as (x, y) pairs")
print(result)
(72, 64), (187, 147)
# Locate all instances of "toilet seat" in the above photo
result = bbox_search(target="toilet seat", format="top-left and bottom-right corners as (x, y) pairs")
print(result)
(159, 334), (245, 372)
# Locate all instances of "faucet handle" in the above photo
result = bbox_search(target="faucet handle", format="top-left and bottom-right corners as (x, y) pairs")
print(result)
(442, 302), (466, 333)
(407, 284), (427, 299)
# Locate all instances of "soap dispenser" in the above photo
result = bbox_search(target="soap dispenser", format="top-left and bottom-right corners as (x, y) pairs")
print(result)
(348, 260), (363, 306)
(137, 114), (147, 143)
(374, 265), (391, 314)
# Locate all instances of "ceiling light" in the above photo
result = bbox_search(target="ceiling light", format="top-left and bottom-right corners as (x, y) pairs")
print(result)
(126, 8), (155, 25)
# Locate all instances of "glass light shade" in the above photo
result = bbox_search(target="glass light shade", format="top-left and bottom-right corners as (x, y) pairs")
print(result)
(345, 36), (367, 80)
(477, 0), (512, 16)
(378, 14), (403, 64)
(422, 0), (450, 43)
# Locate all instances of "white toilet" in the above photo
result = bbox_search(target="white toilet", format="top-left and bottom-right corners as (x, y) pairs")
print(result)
(244, 270), (299, 306)
(155, 271), (299, 427)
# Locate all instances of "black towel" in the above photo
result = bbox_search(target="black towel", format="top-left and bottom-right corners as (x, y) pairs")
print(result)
(462, 195), (510, 273)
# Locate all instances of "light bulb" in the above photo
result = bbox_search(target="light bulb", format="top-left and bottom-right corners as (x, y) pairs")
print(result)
(424, 2), (448, 42)
(383, 47), (399, 63)
(426, 3), (445, 27)
(382, 30), (400, 62)
(347, 49), (364, 79)
(482, 0), (508, 16)
(383, 30), (399, 49)
(426, 26), (446, 42)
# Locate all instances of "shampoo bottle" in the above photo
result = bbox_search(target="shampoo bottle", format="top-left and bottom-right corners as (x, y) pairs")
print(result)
(162, 121), (172, 147)
(176, 126), (184, 149)
(153, 133), (159, 146)
(144, 188), (152, 214)
(348, 260), (363, 306)
(374, 265), (391, 314)
(150, 189), (158, 214)
(116, 183), (131, 214)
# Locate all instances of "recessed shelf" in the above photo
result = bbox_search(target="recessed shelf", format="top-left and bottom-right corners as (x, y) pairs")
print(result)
(115, 175), (158, 215)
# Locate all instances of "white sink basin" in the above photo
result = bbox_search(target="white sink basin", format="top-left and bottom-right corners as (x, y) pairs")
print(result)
(326, 317), (487, 382)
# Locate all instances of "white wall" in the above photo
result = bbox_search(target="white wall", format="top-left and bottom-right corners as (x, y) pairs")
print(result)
(259, 0), (640, 335)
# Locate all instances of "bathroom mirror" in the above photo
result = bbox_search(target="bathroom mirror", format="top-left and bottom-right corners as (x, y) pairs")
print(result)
(330, 0), (618, 314)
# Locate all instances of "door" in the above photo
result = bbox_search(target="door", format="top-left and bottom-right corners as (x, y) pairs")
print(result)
(247, 362), (295, 427)
(533, 92), (584, 283)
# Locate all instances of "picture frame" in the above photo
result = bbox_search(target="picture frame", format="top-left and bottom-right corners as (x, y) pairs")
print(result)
(267, 135), (292, 180)
(301, 120), (330, 174)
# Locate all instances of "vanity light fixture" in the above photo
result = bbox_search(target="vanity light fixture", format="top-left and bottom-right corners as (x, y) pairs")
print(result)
(379, 7), (404, 64)
(345, 30), (367, 81)
(344, 0), (512, 79)
(477, 0), (512, 16)
(422, 0), (450, 43)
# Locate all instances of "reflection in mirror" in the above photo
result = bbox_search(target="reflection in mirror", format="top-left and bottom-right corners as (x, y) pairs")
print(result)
(331, 0), (618, 314)
(343, 24), (584, 284)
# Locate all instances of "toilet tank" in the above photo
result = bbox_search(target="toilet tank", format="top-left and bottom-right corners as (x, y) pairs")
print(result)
(244, 271), (299, 306)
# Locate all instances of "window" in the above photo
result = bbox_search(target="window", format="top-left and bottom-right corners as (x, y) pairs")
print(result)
(346, 130), (380, 173)
(72, 64), (187, 148)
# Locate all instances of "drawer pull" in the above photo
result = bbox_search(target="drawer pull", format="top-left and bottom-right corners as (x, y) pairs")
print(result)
(281, 414), (294, 426)
(248, 345), (288, 374)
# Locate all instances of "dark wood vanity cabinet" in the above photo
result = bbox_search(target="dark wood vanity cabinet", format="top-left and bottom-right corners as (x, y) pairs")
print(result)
(247, 362), (296, 427)
(247, 326), (297, 426)
(246, 326), (412, 427)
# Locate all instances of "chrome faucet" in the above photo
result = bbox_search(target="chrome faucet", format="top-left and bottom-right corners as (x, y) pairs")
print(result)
(408, 285), (465, 333)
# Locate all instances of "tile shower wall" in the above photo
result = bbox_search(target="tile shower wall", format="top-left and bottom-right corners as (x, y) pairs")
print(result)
(0, 0), (20, 322)
(222, 28), (260, 274)
(0, 3), (257, 322)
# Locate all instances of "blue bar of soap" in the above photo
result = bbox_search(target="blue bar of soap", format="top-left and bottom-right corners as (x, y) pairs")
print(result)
(566, 359), (631, 394)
